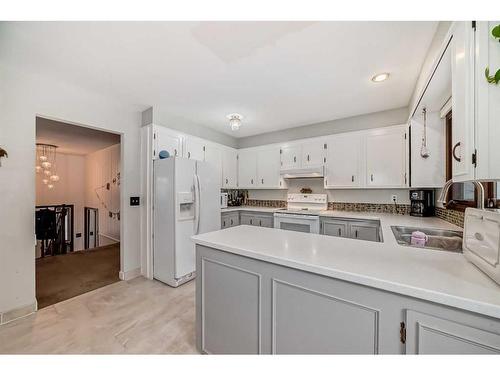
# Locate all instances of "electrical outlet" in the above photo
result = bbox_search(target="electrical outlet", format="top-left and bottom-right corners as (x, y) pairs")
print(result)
(391, 195), (397, 203)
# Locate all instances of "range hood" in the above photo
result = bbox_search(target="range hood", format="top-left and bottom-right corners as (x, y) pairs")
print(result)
(280, 166), (324, 179)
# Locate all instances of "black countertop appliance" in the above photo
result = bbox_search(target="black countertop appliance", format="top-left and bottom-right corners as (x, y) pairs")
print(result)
(409, 189), (435, 217)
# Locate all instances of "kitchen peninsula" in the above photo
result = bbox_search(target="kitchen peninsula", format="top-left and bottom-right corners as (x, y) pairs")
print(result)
(192, 218), (500, 354)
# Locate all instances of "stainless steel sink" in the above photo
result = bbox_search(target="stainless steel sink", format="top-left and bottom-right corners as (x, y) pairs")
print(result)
(391, 226), (463, 253)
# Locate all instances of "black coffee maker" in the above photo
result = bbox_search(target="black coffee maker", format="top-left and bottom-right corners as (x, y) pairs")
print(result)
(409, 189), (435, 217)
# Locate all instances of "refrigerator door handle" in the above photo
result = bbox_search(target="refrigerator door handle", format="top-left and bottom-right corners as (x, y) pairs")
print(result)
(194, 174), (201, 235)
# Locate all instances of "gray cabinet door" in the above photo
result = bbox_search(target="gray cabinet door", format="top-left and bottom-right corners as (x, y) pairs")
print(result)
(321, 219), (348, 237)
(221, 217), (228, 229)
(406, 310), (500, 354)
(240, 213), (256, 226)
(350, 222), (379, 242)
(257, 215), (273, 228)
(199, 257), (262, 354)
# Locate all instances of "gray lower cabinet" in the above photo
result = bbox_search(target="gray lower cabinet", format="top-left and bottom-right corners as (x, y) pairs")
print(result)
(221, 212), (240, 229)
(321, 219), (348, 238)
(405, 310), (500, 354)
(321, 217), (381, 242)
(196, 245), (500, 354)
(240, 212), (274, 228)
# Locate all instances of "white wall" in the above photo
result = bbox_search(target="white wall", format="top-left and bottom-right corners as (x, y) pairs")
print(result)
(0, 63), (142, 316)
(36, 152), (86, 252)
(85, 144), (121, 242)
(249, 179), (410, 205)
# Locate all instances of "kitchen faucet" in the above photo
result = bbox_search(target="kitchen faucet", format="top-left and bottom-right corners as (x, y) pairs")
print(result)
(437, 179), (484, 210)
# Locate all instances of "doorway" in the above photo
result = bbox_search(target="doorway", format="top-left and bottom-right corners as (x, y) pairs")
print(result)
(35, 116), (122, 308)
(84, 207), (99, 249)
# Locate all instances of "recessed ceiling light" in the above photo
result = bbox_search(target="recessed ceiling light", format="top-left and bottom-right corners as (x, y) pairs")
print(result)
(226, 113), (243, 131)
(371, 73), (390, 83)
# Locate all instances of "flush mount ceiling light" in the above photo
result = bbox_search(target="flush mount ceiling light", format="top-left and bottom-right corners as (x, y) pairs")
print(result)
(226, 113), (243, 131)
(371, 72), (390, 83)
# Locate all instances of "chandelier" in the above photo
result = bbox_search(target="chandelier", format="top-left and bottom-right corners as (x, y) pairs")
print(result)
(36, 143), (60, 189)
(226, 113), (243, 131)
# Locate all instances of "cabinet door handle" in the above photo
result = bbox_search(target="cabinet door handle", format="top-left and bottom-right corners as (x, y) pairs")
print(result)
(452, 142), (461, 162)
(370, 174), (374, 182)
(259, 220), (262, 226)
(355, 229), (358, 238)
(352, 175), (354, 182)
(187, 151), (191, 158)
(338, 228), (341, 236)
(251, 179), (254, 184)
(230, 219), (233, 225)
(225, 178), (228, 184)
(223, 220), (226, 227)
(307, 154), (310, 162)
(261, 178), (264, 184)
(250, 219), (253, 225)
(293, 156), (296, 163)
(174, 149), (178, 156)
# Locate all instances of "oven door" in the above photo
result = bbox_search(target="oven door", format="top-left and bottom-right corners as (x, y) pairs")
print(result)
(273, 213), (320, 234)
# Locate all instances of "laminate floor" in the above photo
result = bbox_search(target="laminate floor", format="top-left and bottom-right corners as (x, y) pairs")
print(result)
(0, 277), (198, 354)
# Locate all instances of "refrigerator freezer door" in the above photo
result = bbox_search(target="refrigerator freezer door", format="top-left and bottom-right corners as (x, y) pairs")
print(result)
(196, 160), (222, 234)
(153, 158), (176, 285)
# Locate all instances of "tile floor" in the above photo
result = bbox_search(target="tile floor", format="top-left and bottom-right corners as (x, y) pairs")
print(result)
(0, 277), (198, 354)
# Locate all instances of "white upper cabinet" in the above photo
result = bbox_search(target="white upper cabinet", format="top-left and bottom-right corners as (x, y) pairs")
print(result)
(153, 125), (182, 159)
(324, 133), (362, 188)
(450, 21), (475, 182)
(365, 126), (407, 188)
(204, 143), (222, 187)
(222, 148), (238, 189)
(185, 136), (206, 161)
(301, 140), (326, 168)
(257, 147), (282, 188)
(475, 21), (500, 180)
(280, 145), (301, 170)
(238, 150), (258, 188)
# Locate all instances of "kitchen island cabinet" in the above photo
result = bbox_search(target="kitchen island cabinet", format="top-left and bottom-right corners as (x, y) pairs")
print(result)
(193, 225), (500, 354)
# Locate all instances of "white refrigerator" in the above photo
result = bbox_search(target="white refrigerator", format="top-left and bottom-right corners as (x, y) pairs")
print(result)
(153, 157), (220, 287)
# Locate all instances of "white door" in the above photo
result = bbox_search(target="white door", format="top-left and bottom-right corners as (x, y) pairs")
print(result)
(154, 126), (182, 159)
(280, 145), (301, 170)
(257, 147), (281, 188)
(324, 134), (362, 188)
(451, 21), (475, 182)
(185, 136), (205, 161)
(222, 148), (238, 188)
(366, 127), (406, 188)
(238, 150), (257, 188)
(475, 21), (500, 180)
(204, 144), (222, 188)
(301, 140), (325, 168)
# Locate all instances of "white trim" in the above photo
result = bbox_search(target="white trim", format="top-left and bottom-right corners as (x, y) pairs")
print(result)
(119, 267), (141, 281)
(0, 301), (37, 325)
(99, 233), (120, 243)
(440, 97), (452, 118)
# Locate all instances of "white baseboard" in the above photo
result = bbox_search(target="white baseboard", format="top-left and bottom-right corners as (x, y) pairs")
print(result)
(119, 267), (141, 281)
(0, 301), (37, 325)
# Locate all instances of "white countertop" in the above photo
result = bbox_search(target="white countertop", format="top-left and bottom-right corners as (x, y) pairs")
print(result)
(193, 213), (500, 320)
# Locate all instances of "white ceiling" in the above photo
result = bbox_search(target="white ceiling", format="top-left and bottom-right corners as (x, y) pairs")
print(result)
(1, 22), (438, 138)
(36, 117), (120, 155)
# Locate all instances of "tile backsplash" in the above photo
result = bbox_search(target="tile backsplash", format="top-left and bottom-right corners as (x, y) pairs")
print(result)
(242, 199), (465, 227)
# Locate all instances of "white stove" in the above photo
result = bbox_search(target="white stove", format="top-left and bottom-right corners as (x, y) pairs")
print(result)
(274, 194), (327, 233)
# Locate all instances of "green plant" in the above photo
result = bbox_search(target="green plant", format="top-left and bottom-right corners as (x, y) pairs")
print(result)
(485, 24), (500, 84)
